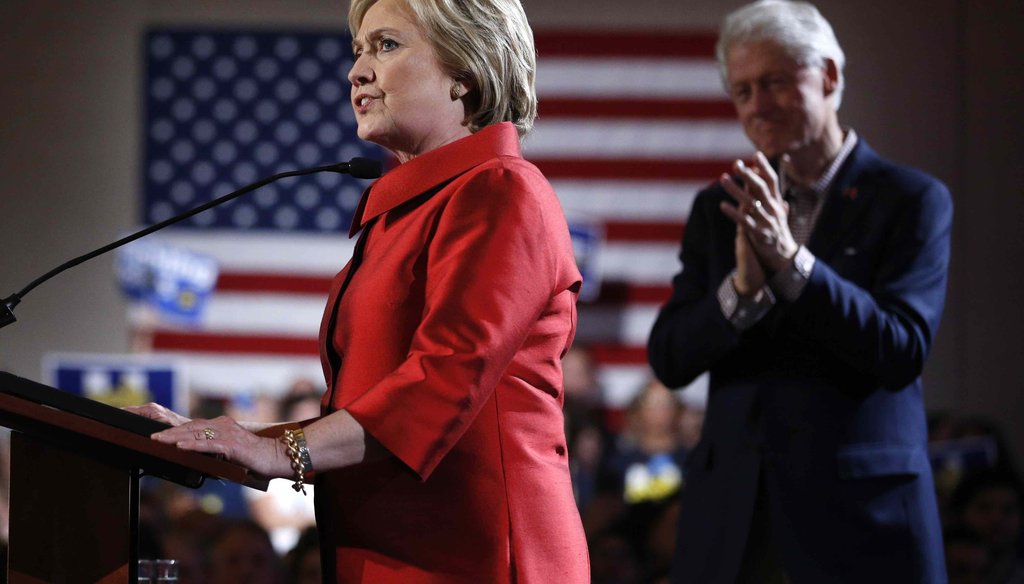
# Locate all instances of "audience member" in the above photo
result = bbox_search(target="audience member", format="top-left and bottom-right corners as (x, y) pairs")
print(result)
(161, 527), (212, 584)
(944, 525), (993, 584)
(209, 519), (284, 584)
(246, 378), (322, 554)
(563, 345), (611, 509)
(284, 526), (322, 584)
(676, 401), (705, 452)
(948, 470), (1024, 584)
(930, 413), (1020, 522)
(606, 379), (688, 507)
(601, 379), (687, 581)
(589, 529), (641, 584)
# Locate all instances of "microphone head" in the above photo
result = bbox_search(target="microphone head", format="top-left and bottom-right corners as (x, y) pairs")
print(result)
(0, 304), (16, 329)
(348, 157), (383, 179)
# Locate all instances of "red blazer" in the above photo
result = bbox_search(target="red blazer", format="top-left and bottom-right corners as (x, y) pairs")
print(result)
(315, 123), (590, 583)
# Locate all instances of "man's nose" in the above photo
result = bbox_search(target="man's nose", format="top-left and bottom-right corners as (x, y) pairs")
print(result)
(749, 85), (774, 114)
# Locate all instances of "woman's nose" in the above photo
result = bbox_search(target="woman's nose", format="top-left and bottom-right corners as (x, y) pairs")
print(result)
(348, 55), (373, 86)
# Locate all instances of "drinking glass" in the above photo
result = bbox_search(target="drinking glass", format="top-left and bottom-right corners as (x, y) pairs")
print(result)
(155, 559), (179, 583)
(137, 559), (154, 584)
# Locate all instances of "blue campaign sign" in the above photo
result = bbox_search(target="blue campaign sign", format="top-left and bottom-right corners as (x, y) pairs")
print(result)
(43, 353), (188, 414)
(568, 219), (604, 303)
(116, 238), (219, 324)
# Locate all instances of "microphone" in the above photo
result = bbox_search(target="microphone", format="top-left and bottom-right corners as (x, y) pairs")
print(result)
(0, 157), (383, 329)
(342, 157), (384, 180)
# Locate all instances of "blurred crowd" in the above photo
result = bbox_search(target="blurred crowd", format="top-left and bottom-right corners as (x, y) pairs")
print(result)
(132, 377), (325, 584)
(0, 352), (1019, 584)
(562, 345), (1024, 584)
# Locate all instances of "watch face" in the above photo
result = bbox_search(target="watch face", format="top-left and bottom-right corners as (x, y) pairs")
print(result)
(797, 253), (814, 277)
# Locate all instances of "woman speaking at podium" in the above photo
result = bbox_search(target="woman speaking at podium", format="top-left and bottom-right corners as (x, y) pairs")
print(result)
(128, 0), (590, 582)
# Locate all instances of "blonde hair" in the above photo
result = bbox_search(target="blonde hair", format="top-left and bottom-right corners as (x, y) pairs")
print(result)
(349, 0), (538, 137)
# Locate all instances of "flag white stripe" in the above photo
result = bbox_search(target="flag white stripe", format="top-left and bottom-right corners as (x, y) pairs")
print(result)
(193, 293), (325, 335)
(555, 180), (701, 221)
(524, 119), (748, 159)
(577, 304), (661, 345)
(599, 242), (681, 284)
(537, 58), (724, 98)
(599, 366), (708, 408)
(156, 231), (356, 274)
(163, 352), (325, 397)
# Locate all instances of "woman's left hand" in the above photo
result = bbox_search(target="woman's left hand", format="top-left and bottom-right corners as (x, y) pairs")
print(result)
(123, 402), (191, 427)
(151, 416), (291, 479)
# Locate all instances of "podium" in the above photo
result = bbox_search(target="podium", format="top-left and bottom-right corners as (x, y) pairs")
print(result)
(0, 371), (266, 583)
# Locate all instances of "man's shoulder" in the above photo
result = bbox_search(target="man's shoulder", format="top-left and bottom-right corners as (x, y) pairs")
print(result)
(852, 141), (950, 200)
(692, 180), (731, 208)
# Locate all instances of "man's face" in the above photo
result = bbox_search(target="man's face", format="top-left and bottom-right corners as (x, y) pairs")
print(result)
(725, 40), (835, 159)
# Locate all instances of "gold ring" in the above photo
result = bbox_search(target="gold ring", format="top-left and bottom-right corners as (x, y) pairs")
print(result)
(203, 427), (216, 440)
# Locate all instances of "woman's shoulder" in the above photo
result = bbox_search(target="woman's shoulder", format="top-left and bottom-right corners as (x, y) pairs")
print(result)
(464, 153), (547, 184)
(447, 154), (557, 207)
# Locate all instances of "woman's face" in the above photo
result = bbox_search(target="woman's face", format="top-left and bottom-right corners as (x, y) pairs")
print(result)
(348, 0), (471, 162)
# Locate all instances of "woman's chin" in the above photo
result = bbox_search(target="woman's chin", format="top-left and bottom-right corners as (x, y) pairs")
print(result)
(354, 126), (376, 144)
(355, 127), (395, 151)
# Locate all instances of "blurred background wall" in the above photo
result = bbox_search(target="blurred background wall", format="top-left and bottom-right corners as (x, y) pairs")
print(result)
(0, 0), (1021, 467)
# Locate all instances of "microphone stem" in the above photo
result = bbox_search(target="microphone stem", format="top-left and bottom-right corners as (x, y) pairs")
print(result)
(6, 162), (351, 311)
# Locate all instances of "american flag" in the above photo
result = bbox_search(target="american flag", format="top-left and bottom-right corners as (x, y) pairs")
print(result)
(139, 29), (749, 409)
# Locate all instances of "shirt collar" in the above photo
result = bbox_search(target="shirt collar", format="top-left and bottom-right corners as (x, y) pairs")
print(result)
(349, 122), (522, 236)
(780, 128), (858, 198)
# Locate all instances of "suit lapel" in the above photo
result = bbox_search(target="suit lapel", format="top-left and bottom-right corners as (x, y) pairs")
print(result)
(807, 140), (881, 260)
(760, 140), (881, 337)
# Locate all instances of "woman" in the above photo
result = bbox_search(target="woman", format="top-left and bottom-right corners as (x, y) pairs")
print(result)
(129, 0), (590, 582)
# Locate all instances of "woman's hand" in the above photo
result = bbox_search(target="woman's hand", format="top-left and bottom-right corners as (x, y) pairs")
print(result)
(150, 416), (292, 480)
(123, 403), (192, 427)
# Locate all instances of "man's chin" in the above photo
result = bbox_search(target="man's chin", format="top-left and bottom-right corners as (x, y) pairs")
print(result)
(749, 139), (787, 159)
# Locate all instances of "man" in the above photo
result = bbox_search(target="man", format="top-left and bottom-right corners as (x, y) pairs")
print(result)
(647, 1), (952, 582)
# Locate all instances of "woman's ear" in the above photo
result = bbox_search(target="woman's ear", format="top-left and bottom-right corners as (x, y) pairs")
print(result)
(450, 78), (473, 101)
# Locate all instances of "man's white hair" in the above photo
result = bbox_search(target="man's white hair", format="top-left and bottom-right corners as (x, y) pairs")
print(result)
(716, 0), (846, 110)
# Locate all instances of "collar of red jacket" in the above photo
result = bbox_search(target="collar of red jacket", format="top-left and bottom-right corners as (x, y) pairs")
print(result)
(349, 121), (522, 236)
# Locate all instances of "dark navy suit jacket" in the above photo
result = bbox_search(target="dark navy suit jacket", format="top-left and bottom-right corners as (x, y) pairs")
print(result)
(648, 140), (952, 583)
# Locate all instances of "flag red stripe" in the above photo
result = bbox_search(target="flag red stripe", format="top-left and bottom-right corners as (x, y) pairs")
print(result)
(534, 30), (717, 58)
(216, 273), (332, 295)
(588, 282), (673, 305)
(587, 343), (649, 365)
(605, 221), (683, 242)
(151, 331), (319, 356)
(532, 158), (728, 180)
(539, 98), (734, 120)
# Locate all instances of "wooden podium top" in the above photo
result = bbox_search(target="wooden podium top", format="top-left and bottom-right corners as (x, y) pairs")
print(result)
(0, 371), (266, 490)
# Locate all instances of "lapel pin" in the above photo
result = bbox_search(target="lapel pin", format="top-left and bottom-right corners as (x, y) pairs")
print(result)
(842, 187), (859, 201)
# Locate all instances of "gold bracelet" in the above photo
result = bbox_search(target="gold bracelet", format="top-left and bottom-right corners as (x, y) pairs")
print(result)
(281, 428), (313, 495)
